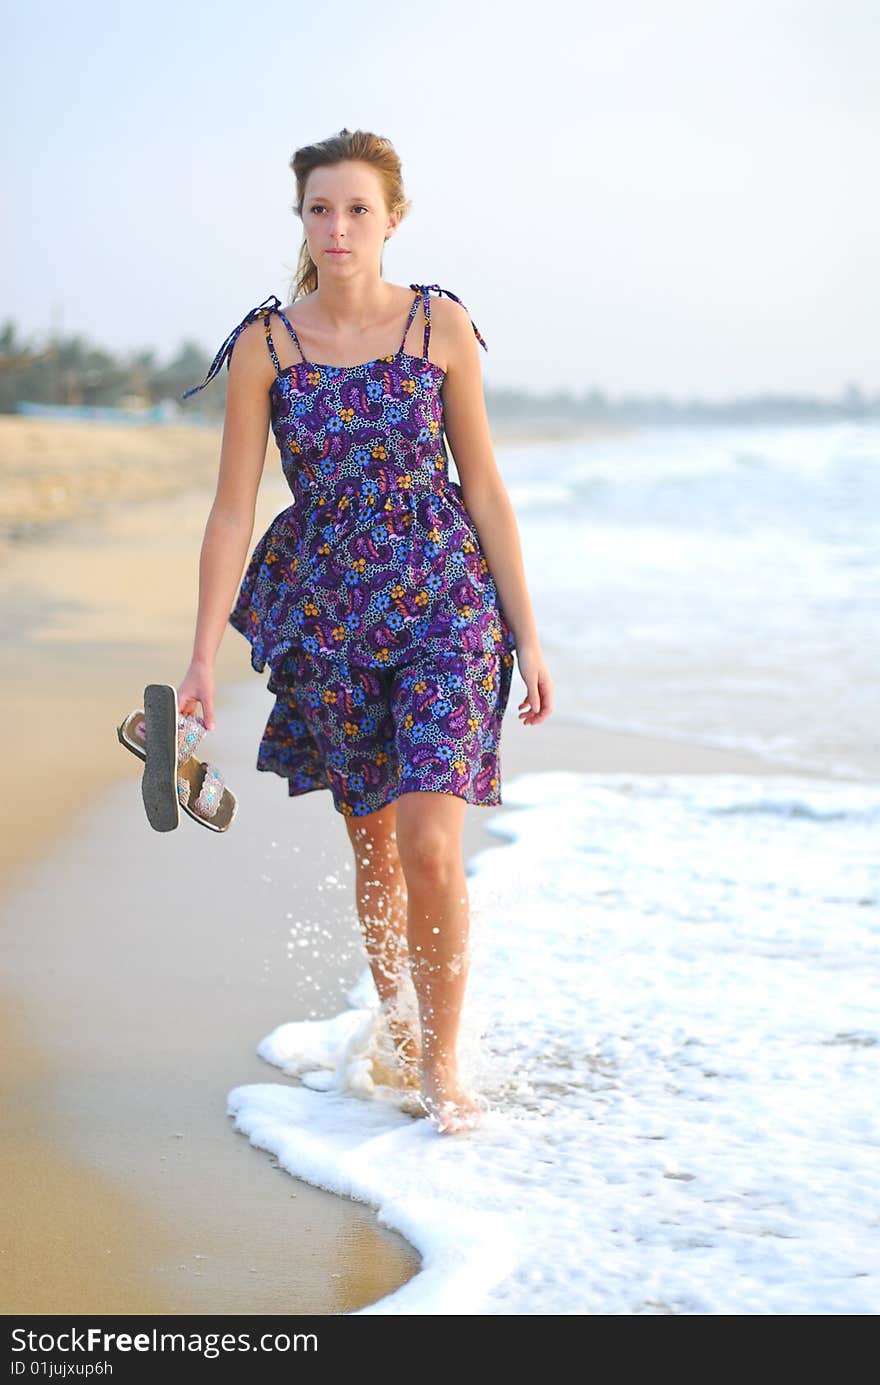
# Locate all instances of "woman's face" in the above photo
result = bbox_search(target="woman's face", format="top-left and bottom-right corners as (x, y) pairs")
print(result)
(302, 161), (398, 276)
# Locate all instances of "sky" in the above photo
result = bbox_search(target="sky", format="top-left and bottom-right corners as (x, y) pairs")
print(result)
(3, 0), (877, 399)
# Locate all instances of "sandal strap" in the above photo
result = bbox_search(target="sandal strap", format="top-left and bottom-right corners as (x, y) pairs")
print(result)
(194, 762), (224, 818)
(132, 710), (207, 767)
(177, 714), (207, 765)
(176, 774), (191, 807)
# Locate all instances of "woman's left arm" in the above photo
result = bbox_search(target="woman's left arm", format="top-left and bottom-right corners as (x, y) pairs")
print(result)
(439, 299), (554, 726)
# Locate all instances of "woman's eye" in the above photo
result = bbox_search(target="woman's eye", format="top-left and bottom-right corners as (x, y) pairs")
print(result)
(309, 206), (368, 214)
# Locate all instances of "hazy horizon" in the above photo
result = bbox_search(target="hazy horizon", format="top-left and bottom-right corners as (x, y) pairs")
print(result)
(4, 0), (877, 398)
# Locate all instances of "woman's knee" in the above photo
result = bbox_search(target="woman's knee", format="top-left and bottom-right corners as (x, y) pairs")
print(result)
(395, 793), (465, 888)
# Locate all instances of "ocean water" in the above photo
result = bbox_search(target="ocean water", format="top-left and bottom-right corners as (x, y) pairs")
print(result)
(229, 770), (880, 1314)
(494, 419), (880, 778)
(224, 420), (880, 1314)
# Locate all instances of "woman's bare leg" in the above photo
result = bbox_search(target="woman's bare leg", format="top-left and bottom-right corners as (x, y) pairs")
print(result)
(344, 801), (421, 1080)
(394, 790), (481, 1133)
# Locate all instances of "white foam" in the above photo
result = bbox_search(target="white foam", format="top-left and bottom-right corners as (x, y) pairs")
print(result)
(493, 420), (880, 776)
(228, 769), (880, 1314)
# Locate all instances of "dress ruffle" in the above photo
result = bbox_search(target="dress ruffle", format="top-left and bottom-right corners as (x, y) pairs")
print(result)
(228, 477), (516, 677)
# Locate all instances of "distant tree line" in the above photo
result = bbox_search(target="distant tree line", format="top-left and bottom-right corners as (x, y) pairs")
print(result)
(0, 319), (207, 414)
(1, 318), (877, 425)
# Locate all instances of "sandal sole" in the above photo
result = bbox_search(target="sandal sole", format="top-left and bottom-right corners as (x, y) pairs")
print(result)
(142, 684), (180, 832)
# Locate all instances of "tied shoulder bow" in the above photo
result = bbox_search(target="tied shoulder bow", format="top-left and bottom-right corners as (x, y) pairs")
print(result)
(181, 294), (282, 400)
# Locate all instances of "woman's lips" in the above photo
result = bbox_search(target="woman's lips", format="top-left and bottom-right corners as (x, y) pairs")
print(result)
(326, 250), (349, 255)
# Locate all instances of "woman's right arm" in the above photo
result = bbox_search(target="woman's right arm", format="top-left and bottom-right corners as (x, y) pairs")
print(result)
(178, 321), (273, 730)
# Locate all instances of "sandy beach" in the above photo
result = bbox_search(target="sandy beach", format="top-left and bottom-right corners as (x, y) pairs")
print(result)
(0, 417), (847, 1315)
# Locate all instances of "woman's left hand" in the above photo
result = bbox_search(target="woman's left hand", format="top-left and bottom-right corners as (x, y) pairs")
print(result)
(515, 643), (555, 725)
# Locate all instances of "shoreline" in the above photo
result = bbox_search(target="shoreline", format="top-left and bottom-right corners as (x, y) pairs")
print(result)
(1, 431), (862, 1315)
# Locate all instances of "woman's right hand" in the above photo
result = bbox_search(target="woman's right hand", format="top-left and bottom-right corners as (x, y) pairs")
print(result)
(178, 658), (216, 732)
(514, 641), (554, 726)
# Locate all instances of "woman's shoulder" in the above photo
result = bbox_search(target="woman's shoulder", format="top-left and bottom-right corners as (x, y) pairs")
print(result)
(420, 284), (488, 353)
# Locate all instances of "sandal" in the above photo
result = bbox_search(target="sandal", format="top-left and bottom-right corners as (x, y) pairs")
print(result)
(116, 683), (238, 833)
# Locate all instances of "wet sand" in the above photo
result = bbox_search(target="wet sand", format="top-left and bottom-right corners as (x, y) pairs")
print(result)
(0, 420), (833, 1315)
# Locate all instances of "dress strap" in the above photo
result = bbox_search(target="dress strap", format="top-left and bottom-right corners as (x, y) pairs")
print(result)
(275, 309), (308, 365)
(263, 315), (281, 375)
(409, 282), (488, 360)
(181, 294), (282, 400)
(397, 287), (423, 356)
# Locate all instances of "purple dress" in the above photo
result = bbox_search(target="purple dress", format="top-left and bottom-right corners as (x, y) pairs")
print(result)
(183, 283), (517, 818)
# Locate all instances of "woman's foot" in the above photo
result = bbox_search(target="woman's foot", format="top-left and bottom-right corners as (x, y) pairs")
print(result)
(372, 1000), (422, 1092)
(418, 1062), (483, 1134)
(387, 1013), (422, 1090)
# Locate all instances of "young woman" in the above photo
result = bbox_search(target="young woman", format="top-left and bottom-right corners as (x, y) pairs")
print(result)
(180, 128), (553, 1133)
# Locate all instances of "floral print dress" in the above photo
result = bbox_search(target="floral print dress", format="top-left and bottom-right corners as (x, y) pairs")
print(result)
(183, 283), (517, 817)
